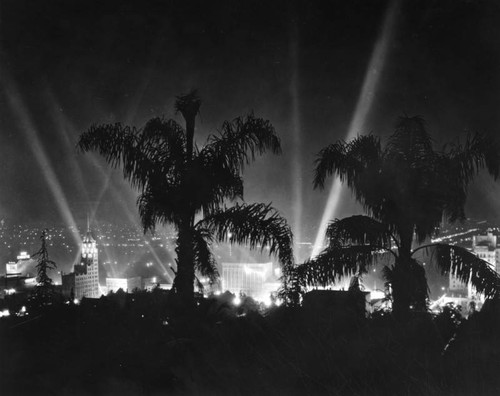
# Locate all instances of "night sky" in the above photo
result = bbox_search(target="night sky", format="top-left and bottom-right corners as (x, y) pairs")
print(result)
(1, 0), (500, 242)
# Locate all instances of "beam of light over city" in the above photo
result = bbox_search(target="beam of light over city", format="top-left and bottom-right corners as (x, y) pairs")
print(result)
(43, 87), (89, 204)
(3, 76), (82, 248)
(123, 64), (156, 126)
(311, 0), (399, 258)
(289, 21), (303, 259)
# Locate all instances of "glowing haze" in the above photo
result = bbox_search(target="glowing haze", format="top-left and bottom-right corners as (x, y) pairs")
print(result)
(311, 0), (400, 258)
(3, 74), (82, 249)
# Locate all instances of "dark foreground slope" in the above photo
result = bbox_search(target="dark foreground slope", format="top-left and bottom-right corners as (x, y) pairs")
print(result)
(1, 291), (499, 395)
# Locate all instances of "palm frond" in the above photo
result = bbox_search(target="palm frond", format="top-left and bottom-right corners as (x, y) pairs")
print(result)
(386, 116), (433, 164)
(314, 134), (381, 190)
(326, 215), (395, 250)
(198, 203), (293, 269)
(137, 184), (185, 231)
(175, 90), (202, 119)
(431, 244), (500, 298)
(202, 113), (282, 174)
(448, 132), (500, 184)
(192, 228), (219, 284)
(141, 117), (186, 166)
(290, 245), (379, 289)
(187, 150), (244, 216)
(77, 118), (186, 191)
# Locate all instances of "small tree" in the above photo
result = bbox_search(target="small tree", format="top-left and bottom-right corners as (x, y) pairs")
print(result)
(32, 229), (57, 305)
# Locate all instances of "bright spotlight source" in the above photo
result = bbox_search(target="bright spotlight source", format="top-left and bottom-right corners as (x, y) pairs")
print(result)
(233, 296), (241, 306)
(311, 0), (399, 258)
(73, 298), (80, 305)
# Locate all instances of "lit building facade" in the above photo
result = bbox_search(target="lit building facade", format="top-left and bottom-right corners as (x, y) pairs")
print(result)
(62, 225), (100, 299)
(472, 230), (499, 271)
(106, 276), (142, 293)
(221, 262), (279, 300)
(2, 252), (37, 299)
(6, 251), (35, 277)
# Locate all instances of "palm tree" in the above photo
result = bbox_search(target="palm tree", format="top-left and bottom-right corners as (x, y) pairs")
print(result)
(289, 116), (500, 315)
(77, 91), (293, 306)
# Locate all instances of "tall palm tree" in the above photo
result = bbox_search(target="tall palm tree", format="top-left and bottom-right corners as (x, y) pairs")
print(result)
(290, 116), (500, 315)
(77, 91), (293, 305)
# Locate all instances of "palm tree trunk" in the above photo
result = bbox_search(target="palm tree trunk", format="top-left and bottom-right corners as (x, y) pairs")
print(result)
(391, 259), (412, 318)
(173, 92), (200, 306)
(173, 216), (196, 306)
(176, 90), (200, 162)
(392, 227), (414, 318)
(392, 227), (428, 317)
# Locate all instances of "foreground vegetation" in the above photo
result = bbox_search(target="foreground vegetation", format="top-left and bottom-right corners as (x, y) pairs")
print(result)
(2, 290), (500, 395)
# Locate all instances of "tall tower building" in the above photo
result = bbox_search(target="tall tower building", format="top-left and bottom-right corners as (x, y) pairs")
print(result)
(62, 221), (100, 299)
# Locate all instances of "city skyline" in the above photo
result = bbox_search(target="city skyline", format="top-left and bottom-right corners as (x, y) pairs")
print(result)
(2, 215), (498, 300)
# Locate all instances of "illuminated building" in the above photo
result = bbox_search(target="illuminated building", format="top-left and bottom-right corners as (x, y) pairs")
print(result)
(17, 251), (31, 261)
(6, 251), (35, 277)
(143, 277), (172, 291)
(472, 229), (499, 271)
(62, 223), (101, 299)
(449, 229), (500, 299)
(1, 251), (37, 299)
(106, 276), (142, 293)
(221, 262), (280, 301)
(5, 261), (20, 277)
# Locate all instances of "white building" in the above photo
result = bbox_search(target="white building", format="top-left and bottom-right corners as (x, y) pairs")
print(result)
(221, 262), (280, 301)
(106, 277), (142, 293)
(472, 229), (499, 271)
(6, 251), (36, 277)
(62, 224), (101, 299)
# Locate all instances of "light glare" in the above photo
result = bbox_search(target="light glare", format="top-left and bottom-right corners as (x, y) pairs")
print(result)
(312, 0), (399, 258)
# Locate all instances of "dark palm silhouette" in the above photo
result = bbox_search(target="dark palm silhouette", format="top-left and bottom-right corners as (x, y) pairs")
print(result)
(77, 91), (293, 305)
(289, 116), (500, 315)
